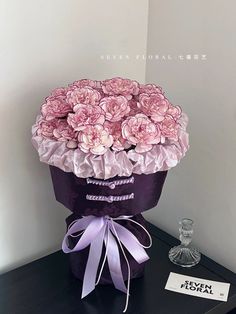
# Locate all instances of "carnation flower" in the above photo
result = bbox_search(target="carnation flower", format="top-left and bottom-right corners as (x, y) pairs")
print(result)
(41, 96), (72, 120)
(104, 121), (130, 151)
(139, 84), (162, 95)
(69, 79), (100, 89)
(53, 119), (78, 148)
(78, 124), (113, 155)
(100, 96), (130, 122)
(102, 77), (139, 99)
(49, 87), (69, 97)
(122, 113), (161, 153)
(67, 104), (105, 131)
(138, 93), (169, 122)
(37, 119), (58, 138)
(66, 87), (101, 106)
(159, 115), (179, 141)
(167, 104), (182, 120)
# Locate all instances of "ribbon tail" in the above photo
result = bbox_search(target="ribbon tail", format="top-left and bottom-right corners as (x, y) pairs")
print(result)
(106, 229), (127, 293)
(82, 224), (106, 298)
(112, 222), (149, 264)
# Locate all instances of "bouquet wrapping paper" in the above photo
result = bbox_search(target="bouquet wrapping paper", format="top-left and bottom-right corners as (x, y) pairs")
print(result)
(50, 165), (167, 216)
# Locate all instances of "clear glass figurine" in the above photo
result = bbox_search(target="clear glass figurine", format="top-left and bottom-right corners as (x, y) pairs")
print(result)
(168, 218), (201, 267)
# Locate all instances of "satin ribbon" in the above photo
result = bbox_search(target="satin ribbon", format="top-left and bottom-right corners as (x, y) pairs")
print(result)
(62, 215), (152, 313)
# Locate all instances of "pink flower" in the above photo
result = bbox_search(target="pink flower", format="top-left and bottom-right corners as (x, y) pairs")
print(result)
(53, 120), (78, 148)
(67, 104), (105, 131)
(69, 79), (101, 89)
(138, 93), (169, 122)
(37, 119), (58, 138)
(139, 84), (162, 95)
(78, 124), (113, 155)
(41, 96), (72, 121)
(66, 87), (101, 106)
(104, 121), (130, 151)
(167, 104), (182, 120)
(159, 115), (179, 141)
(122, 113), (161, 153)
(100, 96), (130, 122)
(102, 77), (139, 99)
(49, 87), (69, 97)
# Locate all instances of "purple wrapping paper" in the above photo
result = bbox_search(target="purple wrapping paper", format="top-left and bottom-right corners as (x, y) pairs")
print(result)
(49, 165), (167, 285)
(66, 212), (149, 284)
(49, 165), (167, 216)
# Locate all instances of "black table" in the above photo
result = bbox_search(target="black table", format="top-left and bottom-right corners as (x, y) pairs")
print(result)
(0, 222), (236, 314)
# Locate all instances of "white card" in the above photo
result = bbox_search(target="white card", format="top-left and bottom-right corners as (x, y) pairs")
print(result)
(165, 272), (230, 302)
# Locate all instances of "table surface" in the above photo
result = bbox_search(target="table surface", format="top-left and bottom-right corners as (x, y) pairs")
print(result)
(0, 222), (236, 314)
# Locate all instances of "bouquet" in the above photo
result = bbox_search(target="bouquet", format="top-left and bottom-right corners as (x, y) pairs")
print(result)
(32, 77), (189, 312)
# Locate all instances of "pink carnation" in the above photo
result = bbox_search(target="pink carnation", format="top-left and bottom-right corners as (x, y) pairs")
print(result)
(78, 124), (113, 155)
(67, 104), (105, 131)
(102, 77), (139, 99)
(138, 93), (169, 122)
(53, 120), (78, 148)
(122, 113), (161, 153)
(37, 119), (58, 138)
(66, 87), (101, 106)
(41, 96), (72, 121)
(104, 121), (130, 151)
(100, 96), (130, 122)
(69, 79), (101, 89)
(49, 87), (69, 97)
(160, 115), (179, 141)
(167, 104), (182, 120)
(139, 84), (162, 95)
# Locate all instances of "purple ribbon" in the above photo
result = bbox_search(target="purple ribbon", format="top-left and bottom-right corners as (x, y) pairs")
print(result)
(62, 215), (152, 313)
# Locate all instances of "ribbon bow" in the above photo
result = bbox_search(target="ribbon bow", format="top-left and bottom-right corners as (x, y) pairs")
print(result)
(62, 215), (152, 313)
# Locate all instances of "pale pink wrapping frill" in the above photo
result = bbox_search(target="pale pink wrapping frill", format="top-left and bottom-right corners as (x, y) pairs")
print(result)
(32, 113), (189, 180)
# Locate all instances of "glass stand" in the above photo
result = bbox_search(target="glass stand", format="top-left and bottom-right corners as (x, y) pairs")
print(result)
(168, 218), (201, 268)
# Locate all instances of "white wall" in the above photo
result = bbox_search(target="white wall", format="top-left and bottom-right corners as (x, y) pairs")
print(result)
(145, 0), (236, 272)
(0, 0), (149, 273)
